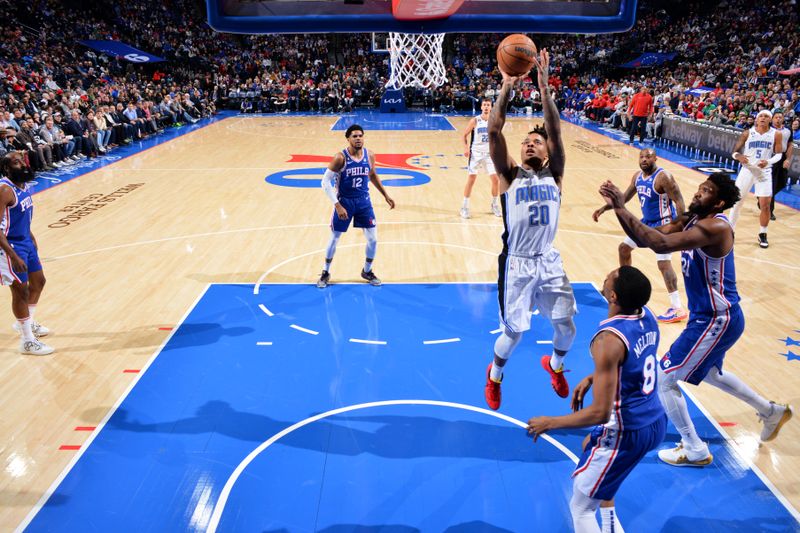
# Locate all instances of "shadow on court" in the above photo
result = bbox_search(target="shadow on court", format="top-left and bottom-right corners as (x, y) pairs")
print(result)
(105, 400), (569, 463)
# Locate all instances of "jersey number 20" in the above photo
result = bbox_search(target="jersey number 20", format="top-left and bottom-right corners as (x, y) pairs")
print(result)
(528, 205), (550, 226)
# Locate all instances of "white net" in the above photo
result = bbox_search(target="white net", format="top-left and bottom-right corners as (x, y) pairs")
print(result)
(385, 32), (448, 90)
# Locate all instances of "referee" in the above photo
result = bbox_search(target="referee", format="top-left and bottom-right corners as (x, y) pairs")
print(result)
(770, 111), (794, 220)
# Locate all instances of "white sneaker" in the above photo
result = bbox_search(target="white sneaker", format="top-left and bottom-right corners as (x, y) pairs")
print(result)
(491, 203), (501, 217)
(459, 207), (470, 219)
(657, 441), (713, 467)
(758, 402), (792, 442)
(20, 338), (55, 355)
(12, 321), (50, 337)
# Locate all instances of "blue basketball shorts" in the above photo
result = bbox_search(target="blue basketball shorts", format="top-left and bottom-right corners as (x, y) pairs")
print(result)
(331, 195), (376, 232)
(572, 414), (666, 500)
(660, 305), (745, 385)
(0, 239), (43, 285)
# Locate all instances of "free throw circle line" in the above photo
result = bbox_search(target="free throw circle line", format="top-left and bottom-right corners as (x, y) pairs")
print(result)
(206, 399), (579, 532)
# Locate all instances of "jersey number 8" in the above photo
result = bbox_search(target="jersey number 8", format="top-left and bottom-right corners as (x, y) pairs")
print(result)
(642, 354), (656, 395)
(528, 204), (550, 226)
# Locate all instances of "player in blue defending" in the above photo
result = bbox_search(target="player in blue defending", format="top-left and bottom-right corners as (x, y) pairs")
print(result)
(317, 124), (395, 288)
(599, 173), (792, 467)
(593, 148), (688, 323)
(528, 266), (666, 533)
(0, 154), (54, 355)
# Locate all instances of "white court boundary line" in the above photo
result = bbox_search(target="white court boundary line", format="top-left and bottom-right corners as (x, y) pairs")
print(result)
(290, 324), (319, 335)
(14, 284), (213, 533)
(423, 338), (461, 345)
(349, 338), (387, 345)
(46, 220), (800, 273)
(253, 240), (498, 295)
(680, 385), (800, 522)
(205, 399), (580, 532)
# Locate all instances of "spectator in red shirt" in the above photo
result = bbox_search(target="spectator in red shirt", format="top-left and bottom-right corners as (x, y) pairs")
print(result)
(628, 85), (653, 144)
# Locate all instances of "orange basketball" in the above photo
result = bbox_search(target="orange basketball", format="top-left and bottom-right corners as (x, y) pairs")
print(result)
(496, 34), (536, 76)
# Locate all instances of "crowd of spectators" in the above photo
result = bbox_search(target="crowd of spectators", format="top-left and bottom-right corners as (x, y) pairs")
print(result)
(550, 0), (800, 142)
(0, 0), (217, 172)
(0, 0), (798, 178)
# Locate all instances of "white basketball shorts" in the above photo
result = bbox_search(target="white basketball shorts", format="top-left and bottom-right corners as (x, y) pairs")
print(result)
(468, 151), (496, 175)
(736, 166), (773, 198)
(498, 248), (577, 333)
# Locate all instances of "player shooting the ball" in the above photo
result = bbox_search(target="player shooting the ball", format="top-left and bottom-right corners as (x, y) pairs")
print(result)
(483, 43), (579, 410)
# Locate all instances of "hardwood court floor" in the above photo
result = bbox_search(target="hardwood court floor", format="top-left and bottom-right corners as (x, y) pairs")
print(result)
(1, 114), (799, 528)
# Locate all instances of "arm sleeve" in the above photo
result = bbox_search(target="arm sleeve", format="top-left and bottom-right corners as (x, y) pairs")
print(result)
(322, 168), (339, 204)
(767, 152), (782, 165)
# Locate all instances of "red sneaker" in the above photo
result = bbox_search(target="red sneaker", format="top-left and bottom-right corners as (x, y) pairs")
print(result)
(541, 355), (569, 398)
(484, 363), (502, 410)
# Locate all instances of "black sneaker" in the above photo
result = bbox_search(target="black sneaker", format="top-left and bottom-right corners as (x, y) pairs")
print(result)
(361, 269), (382, 286)
(770, 213), (776, 221)
(758, 233), (769, 248)
(317, 270), (330, 288)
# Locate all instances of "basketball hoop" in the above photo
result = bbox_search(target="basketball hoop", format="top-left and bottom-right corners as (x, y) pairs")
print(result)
(385, 32), (448, 90)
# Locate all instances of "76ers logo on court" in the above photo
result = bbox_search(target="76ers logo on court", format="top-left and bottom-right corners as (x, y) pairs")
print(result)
(265, 153), (432, 188)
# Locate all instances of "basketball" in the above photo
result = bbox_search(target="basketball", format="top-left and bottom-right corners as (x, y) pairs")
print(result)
(496, 34), (536, 76)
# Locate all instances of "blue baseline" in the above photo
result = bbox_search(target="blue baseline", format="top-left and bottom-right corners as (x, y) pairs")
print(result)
(24, 283), (799, 532)
(332, 110), (454, 131)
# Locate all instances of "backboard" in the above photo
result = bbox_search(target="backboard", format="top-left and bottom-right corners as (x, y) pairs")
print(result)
(207, 0), (638, 34)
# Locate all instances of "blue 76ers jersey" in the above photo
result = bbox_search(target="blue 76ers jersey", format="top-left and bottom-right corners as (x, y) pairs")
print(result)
(636, 168), (676, 227)
(591, 307), (664, 431)
(680, 214), (740, 315)
(338, 147), (371, 199)
(0, 178), (34, 243)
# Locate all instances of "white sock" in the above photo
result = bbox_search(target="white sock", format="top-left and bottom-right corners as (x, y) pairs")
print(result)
(364, 260), (373, 273)
(18, 317), (35, 342)
(28, 304), (37, 321)
(759, 226), (768, 234)
(658, 381), (706, 454)
(668, 291), (681, 309)
(550, 352), (566, 371)
(324, 231), (341, 271)
(490, 362), (504, 382)
(601, 506), (625, 533)
(704, 367), (772, 415)
(492, 196), (498, 205)
(492, 330), (521, 381)
(462, 197), (469, 208)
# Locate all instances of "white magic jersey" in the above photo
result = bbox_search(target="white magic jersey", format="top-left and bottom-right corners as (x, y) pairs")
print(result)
(470, 116), (490, 153)
(743, 127), (776, 165)
(500, 166), (561, 257)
